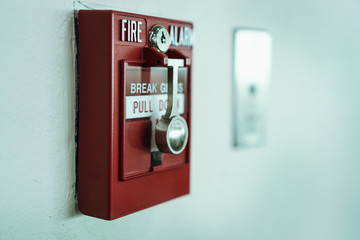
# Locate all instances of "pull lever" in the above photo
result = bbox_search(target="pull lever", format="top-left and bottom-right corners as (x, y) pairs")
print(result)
(155, 59), (189, 154)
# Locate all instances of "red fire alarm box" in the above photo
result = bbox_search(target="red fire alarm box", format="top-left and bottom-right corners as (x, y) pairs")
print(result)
(77, 10), (193, 220)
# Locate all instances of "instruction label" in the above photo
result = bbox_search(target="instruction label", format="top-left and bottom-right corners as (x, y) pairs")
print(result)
(125, 66), (187, 120)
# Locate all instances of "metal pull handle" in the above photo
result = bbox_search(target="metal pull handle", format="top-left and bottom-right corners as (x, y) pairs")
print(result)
(155, 59), (189, 154)
(165, 59), (182, 117)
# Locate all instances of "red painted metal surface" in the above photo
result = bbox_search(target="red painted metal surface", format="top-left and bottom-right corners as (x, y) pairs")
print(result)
(78, 10), (192, 220)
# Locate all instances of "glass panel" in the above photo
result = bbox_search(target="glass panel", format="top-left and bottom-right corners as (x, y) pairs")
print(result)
(125, 66), (187, 120)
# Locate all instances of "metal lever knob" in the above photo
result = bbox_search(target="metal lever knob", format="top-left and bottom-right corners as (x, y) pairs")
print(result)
(155, 59), (189, 154)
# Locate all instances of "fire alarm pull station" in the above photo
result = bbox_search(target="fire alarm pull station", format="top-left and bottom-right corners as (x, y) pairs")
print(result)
(77, 10), (193, 220)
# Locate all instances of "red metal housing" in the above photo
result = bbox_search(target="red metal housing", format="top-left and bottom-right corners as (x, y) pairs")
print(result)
(78, 10), (192, 220)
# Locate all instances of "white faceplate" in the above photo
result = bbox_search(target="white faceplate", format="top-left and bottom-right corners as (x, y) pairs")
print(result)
(233, 29), (272, 148)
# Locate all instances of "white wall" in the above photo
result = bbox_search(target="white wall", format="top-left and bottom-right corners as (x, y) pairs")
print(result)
(1, 0), (360, 239)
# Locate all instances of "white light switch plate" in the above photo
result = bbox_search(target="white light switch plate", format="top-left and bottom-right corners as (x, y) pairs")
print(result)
(233, 29), (272, 148)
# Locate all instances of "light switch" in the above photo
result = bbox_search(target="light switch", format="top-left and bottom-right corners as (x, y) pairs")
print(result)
(233, 29), (272, 147)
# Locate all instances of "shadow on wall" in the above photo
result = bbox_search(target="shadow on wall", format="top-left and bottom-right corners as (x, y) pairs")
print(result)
(64, 8), (81, 219)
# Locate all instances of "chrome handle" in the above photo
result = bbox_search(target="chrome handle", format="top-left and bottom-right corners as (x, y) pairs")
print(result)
(155, 59), (189, 154)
